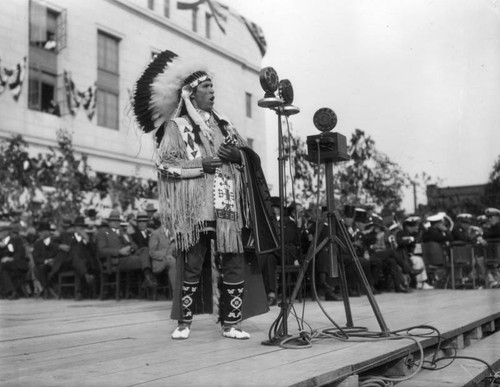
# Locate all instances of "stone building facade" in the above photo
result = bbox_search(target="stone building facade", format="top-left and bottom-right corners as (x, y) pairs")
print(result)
(0, 0), (267, 182)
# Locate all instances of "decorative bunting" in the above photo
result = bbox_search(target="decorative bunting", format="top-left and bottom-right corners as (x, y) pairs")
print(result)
(63, 70), (96, 120)
(0, 57), (27, 101)
(177, 0), (228, 33)
(175, 1), (266, 56)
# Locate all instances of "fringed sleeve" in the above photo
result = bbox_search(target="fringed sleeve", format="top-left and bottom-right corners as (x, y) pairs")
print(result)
(157, 119), (209, 252)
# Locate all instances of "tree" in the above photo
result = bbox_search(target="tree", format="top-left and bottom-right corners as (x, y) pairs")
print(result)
(40, 129), (93, 223)
(0, 135), (38, 216)
(335, 129), (409, 215)
(483, 154), (500, 208)
(107, 175), (154, 212)
(283, 126), (322, 205)
(283, 128), (410, 216)
(0, 130), (159, 223)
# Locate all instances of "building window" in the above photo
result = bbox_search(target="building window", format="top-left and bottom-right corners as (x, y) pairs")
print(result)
(97, 31), (120, 129)
(163, 0), (170, 18)
(205, 13), (212, 39)
(148, 0), (155, 10)
(28, 68), (60, 115)
(97, 90), (119, 129)
(192, 8), (198, 32)
(28, 1), (65, 115)
(29, 1), (66, 52)
(245, 92), (252, 118)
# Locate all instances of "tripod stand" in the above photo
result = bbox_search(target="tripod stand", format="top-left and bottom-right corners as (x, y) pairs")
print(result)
(262, 152), (390, 345)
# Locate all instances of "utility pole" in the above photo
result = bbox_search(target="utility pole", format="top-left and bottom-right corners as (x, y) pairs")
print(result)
(412, 181), (417, 213)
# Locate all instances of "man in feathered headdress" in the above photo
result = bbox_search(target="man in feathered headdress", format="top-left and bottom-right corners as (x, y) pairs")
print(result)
(133, 51), (278, 340)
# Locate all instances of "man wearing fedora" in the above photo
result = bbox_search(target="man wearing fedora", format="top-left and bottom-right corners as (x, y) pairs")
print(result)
(96, 210), (157, 289)
(0, 224), (29, 299)
(145, 203), (157, 218)
(50, 216), (97, 299)
(131, 211), (151, 249)
(32, 221), (60, 295)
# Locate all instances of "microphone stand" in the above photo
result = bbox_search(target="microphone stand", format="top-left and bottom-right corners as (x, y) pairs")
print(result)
(277, 106), (289, 337)
(262, 106), (291, 345)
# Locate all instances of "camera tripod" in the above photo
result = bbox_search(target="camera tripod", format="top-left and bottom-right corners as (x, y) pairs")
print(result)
(262, 158), (390, 346)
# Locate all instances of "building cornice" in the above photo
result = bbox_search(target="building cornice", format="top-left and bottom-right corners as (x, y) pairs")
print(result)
(107, 0), (260, 75)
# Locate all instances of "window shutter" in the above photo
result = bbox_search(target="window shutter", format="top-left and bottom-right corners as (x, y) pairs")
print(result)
(56, 9), (67, 52)
(56, 72), (69, 116)
(29, 0), (46, 44)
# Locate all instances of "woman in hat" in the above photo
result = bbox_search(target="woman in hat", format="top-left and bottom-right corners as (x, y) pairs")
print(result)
(132, 51), (278, 340)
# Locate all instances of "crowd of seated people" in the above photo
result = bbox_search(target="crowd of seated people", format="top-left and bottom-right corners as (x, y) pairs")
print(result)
(0, 205), (177, 300)
(260, 202), (500, 304)
(2, 203), (498, 301)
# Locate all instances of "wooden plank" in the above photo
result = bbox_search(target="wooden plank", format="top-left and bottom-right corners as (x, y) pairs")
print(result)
(1, 290), (499, 387)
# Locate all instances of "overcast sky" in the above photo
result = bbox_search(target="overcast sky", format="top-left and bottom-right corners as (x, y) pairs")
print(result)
(228, 0), (500, 212)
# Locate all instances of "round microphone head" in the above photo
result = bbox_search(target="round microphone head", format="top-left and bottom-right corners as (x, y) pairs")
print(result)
(279, 79), (294, 105)
(313, 108), (337, 132)
(259, 67), (279, 93)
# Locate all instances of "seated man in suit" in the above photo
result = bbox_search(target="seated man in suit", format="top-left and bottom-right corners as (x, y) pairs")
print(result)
(148, 217), (177, 293)
(32, 221), (60, 296)
(48, 216), (98, 299)
(131, 211), (151, 249)
(0, 224), (29, 299)
(96, 210), (156, 289)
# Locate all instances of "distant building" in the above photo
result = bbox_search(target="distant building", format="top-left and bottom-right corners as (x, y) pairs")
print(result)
(426, 183), (486, 214)
(0, 0), (268, 184)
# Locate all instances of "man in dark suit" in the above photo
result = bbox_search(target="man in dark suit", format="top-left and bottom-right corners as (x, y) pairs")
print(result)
(131, 211), (150, 249)
(0, 225), (29, 299)
(48, 216), (97, 299)
(95, 210), (156, 288)
(32, 222), (60, 293)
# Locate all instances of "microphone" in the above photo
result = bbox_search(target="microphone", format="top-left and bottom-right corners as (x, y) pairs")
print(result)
(313, 108), (337, 132)
(306, 108), (349, 163)
(257, 67), (283, 108)
(279, 79), (299, 115)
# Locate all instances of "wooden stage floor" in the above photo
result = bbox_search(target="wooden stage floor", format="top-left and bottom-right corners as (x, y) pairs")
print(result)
(1, 289), (499, 387)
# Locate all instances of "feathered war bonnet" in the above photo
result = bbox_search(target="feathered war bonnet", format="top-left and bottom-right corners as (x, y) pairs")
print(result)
(132, 50), (214, 147)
